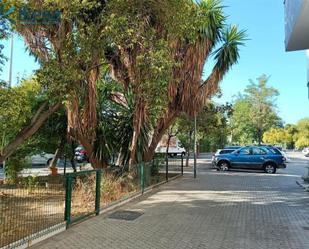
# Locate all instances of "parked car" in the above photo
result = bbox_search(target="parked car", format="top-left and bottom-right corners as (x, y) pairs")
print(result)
(224, 146), (242, 150)
(213, 146), (287, 174)
(155, 141), (186, 157)
(30, 153), (55, 166)
(211, 148), (237, 166)
(302, 147), (309, 156)
(74, 146), (89, 163)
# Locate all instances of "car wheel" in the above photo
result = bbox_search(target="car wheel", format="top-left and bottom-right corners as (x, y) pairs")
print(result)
(264, 163), (276, 174)
(218, 161), (229, 171)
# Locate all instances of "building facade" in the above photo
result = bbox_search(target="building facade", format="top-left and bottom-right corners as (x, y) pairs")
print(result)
(285, 0), (309, 96)
(285, 0), (309, 51)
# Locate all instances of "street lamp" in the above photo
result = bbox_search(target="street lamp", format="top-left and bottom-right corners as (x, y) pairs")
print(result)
(194, 114), (197, 178)
(8, 32), (13, 87)
(3, 33), (14, 180)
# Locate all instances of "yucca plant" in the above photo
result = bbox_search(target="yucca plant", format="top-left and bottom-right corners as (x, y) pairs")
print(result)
(106, 0), (246, 162)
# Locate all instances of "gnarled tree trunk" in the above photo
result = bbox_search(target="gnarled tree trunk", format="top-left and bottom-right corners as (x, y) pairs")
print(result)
(0, 102), (62, 164)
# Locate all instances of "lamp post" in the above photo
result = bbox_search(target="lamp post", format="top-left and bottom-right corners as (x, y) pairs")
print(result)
(3, 34), (14, 181)
(194, 114), (197, 179)
(8, 33), (13, 87)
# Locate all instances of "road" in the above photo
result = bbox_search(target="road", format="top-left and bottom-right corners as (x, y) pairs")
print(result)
(32, 151), (309, 249)
(0, 160), (92, 179)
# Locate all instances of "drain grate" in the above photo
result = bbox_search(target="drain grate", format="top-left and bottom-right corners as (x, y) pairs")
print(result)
(302, 226), (309, 231)
(108, 210), (143, 221)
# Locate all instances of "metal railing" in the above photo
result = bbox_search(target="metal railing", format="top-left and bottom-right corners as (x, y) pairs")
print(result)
(0, 156), (183, 248)
(0, 176), (65, 249)
(64, 170), (101, 228)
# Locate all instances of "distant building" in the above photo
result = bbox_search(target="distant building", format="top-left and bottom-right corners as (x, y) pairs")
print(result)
(285, 0), (309, 51)
(284, 0), (309, 97)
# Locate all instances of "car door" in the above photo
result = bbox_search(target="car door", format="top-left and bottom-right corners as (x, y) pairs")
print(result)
(231, 147), (252, 168)
(251, 147), (267, 169)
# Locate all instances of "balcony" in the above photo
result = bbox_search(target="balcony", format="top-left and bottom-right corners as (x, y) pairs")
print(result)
(285, 0), (309, 51)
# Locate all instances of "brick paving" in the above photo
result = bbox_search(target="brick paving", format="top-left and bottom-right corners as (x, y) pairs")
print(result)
(33, 153), (309, 249)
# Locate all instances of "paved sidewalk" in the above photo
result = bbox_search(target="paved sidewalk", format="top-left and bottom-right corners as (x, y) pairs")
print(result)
(33, 162), (309, 249)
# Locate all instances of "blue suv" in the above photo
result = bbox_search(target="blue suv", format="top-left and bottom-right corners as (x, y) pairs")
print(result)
(213, 146), (286, 174)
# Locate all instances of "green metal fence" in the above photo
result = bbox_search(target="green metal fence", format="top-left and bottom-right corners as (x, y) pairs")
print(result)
(64, 170), (101, 227)
(0, 156), (183, 248)
(0, 176), (65, 249)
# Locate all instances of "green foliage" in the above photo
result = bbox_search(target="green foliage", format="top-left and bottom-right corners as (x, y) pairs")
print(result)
(213, 26), (246, 72)
(31, 108), (67, 155)
(21, 175), (39, 191)
(177, 102), (232, 152)
(230, 75), (282, 145)
(294, 119), (309, 149)
(0, 18), (9, 73)
(0, 0), (245, 169)
(151, 154), (165, 176)
(0, 78), (42, 150)
(5, 152), (30, 182)
(94, 80), (152, 166)
(263, 125), (297, 149)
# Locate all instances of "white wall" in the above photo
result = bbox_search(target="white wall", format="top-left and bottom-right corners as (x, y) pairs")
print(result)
(285, 0), (309, 51)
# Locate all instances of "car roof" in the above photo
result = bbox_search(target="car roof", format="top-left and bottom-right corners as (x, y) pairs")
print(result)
(224, 146), (242, 149)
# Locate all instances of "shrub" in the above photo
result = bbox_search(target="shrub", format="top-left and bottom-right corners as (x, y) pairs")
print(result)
(5, 154), (30, 183)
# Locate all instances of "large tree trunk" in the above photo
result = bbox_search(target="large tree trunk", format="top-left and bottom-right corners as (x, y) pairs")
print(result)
(0, 102), (62, 164)
(50, 136), (66, 168)
(66, 60), (103, 168)
(143, 111), (177, 162)
(128, 97), (145, 168)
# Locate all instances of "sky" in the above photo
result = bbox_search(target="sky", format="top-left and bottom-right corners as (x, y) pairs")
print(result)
(0, 0), (308, 124)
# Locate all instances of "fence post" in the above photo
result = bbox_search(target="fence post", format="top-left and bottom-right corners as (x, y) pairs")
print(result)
(140, 163), (144, 194)
(95, 169), (101, 215)
(64, 175), (73, 228)
(166, 156), (168, 182)
(181, 154), (184, 175)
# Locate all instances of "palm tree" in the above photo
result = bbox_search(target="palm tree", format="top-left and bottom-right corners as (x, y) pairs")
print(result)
(107, 0), (246, 164)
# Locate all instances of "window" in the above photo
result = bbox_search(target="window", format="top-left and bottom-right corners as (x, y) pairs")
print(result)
(219, 149), (234, 154)
(252, 147), (267, 155)
(239, 148), (250, 155)
(266, 147), (281, 155)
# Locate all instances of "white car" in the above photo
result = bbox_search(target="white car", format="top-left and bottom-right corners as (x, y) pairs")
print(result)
(30, 153), (55, 166)
(302, 147), (309, 155)
(280, 150), (291, 162)
(155, 143), (186, 157)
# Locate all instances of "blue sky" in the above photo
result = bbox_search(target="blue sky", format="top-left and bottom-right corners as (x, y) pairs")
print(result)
(214, 0), (309, 124)
(0, 0), (308, 124)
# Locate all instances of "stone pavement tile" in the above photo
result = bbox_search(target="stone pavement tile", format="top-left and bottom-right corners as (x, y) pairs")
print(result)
(32, 165), (309, 249)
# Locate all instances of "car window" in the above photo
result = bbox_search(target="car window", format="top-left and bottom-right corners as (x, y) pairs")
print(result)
(239, 148), (250, 155)
(219, 149), (234, 154)
(252, 147), (267, 155)
(266, 147), (281, 155)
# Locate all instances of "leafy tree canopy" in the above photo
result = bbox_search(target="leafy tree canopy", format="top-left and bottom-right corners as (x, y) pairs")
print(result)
(230, 75), (282, 145)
